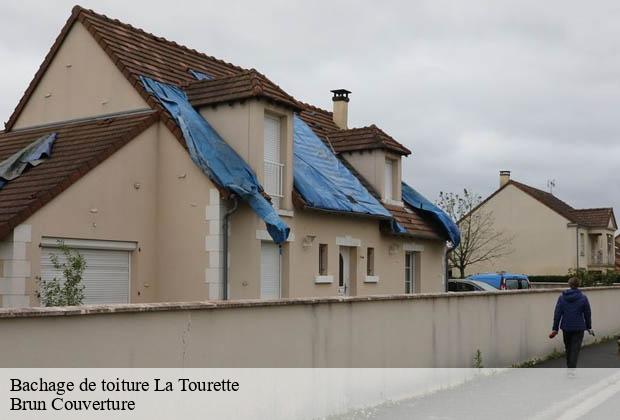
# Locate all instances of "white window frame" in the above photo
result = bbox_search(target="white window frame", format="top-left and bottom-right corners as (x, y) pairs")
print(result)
(405, 251), (416, 294)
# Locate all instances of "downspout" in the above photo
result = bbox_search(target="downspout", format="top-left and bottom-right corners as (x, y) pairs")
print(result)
(444, 244), (453, 292)
(222, 195), (239, 300)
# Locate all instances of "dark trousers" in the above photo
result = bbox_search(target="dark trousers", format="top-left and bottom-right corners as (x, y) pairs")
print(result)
(562, 330), (584, 368)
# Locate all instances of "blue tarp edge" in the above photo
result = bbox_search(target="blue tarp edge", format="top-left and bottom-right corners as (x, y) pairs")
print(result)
(401, 182), (461, 247)
(0, 132), (57, 190)
(140, 76), (289, 244)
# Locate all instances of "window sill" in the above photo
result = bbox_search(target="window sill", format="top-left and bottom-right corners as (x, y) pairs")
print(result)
(314, 275), (333, 284)
(382, 199), (404, 207)
(364, 275), (379, 283)
(277, 208), (294, 218)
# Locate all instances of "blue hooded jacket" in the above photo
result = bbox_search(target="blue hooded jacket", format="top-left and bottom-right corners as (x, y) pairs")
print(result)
(552, 288), (592, 332)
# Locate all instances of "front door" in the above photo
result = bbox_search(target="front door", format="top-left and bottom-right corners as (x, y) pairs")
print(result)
(338, 246), (351, 296)
(260, 242), (281, 299)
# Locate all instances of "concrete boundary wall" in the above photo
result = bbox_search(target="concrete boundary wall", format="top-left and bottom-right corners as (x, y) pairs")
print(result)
(1, 287), (619, 367)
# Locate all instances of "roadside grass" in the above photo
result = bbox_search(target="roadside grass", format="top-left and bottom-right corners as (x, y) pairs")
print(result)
(512, 334), (620, 368)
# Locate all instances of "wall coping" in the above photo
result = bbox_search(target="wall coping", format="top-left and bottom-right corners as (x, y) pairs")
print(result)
(1, 286), (619, 319)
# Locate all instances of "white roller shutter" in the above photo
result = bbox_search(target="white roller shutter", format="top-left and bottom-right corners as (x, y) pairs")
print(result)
(385, 159), (394, 200)
(260, 242), (281, 299)
(263, 115), (283, 209)
(40, 247), (130, 304)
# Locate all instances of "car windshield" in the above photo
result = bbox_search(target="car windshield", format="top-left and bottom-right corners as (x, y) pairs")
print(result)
(471, 281), (497, 291)
(505, 279), (519, 289)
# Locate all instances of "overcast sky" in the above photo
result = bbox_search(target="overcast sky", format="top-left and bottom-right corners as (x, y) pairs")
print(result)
(1, 1), (619, 217)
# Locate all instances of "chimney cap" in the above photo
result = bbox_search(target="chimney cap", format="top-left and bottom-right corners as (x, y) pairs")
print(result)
(499, 170), (511, 176)
(331, 89), (351, 102)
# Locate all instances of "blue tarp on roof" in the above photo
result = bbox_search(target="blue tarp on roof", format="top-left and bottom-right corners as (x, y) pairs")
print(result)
(0, 132), (57, 190)
(293, 115), (402, 226)
(401, 182), (461, 247)
(188, 69), (212, 81)
(140, 76), (289, 244)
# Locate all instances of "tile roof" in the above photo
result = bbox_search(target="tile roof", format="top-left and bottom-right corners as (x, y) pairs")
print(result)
(4, 5), (244, 131)
(4, 6), (442, 241)
(339, 158), (445, 239)
(570, 208), (615, 228)
(468, 179), (616, 229)
(509, 180), (576, 221)
(384, 204), (444, 240)
(324, 125), (411, 155)
(298, 104), (340, 140)
(185, 69), (302, 111)
(0, 110), (158, 239)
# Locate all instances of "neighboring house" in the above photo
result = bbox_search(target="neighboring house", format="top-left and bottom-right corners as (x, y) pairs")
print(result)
(465, 171), (617, 276)
(0, 6), (457, 307)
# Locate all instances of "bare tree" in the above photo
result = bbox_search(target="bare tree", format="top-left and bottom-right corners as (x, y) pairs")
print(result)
(437, 189), (513, 278)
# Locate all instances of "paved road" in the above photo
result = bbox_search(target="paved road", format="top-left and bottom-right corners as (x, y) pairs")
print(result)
(331, 368), (620, 420)
(535, 340), (620, 368)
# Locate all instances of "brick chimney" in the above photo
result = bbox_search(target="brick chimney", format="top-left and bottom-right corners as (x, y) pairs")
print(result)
(331, 89), (351, 129)
(499, 170), (511, 188)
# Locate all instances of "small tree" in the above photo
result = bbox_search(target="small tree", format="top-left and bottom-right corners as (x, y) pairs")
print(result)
(437, 189), (513, 278)
(39, 243), (86, 306)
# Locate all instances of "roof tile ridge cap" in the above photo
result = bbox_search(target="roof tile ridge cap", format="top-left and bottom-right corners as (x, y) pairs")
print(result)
(248, 68), (299, 103)
(248, 68), (264, 95)
(78, 7), (246, 73)
(299, 101), (333, 115)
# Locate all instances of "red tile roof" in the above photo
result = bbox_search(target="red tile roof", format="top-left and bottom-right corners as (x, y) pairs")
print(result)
(4, 6), (246, 131)
(185, 69), (302, 111)
(3, 6), (442, 241)
(0, 111), (158, 239)
(384, 204), (444, 240)
(325, 125), (411, 155)
(298, 104), (340, 140)
(467, 179), (616, 229)
(570, 208), (616, 228)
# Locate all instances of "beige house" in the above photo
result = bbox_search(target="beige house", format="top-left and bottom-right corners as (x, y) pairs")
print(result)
(0, 6), (453, 307)
(466, 171), (617, 276)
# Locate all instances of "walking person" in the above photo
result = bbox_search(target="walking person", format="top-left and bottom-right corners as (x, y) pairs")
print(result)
(548, 277), (593, 369)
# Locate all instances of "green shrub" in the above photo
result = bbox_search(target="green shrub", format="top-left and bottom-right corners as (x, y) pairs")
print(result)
(528, 270), (620, 286)
(38, 243), (86, 307)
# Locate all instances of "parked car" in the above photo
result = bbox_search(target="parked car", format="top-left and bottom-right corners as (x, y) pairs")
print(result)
(448, 279), (500, 292)
(467, 272), (530, 290)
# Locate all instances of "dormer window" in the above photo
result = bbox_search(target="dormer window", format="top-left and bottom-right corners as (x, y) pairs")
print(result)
(384, 158), (395, 201)
(264, 114), (284, 209)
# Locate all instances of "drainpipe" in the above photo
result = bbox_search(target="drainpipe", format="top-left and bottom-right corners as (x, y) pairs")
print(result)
(222, 195), (239, 300)
(444, 244), (453, 292)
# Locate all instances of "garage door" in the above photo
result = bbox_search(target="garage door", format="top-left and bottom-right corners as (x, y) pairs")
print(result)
(40, 247), (130, 304)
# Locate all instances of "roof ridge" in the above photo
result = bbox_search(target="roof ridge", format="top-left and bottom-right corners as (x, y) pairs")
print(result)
(73, 6), (245, 74)
(299, 101), (333, 115)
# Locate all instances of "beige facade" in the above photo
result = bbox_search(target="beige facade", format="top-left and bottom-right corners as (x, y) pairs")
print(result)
(13, 22), (147, 129)
(466, 180), (617, 276)
(343, 150), (403, 205)
(0, 14), (449, 307)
